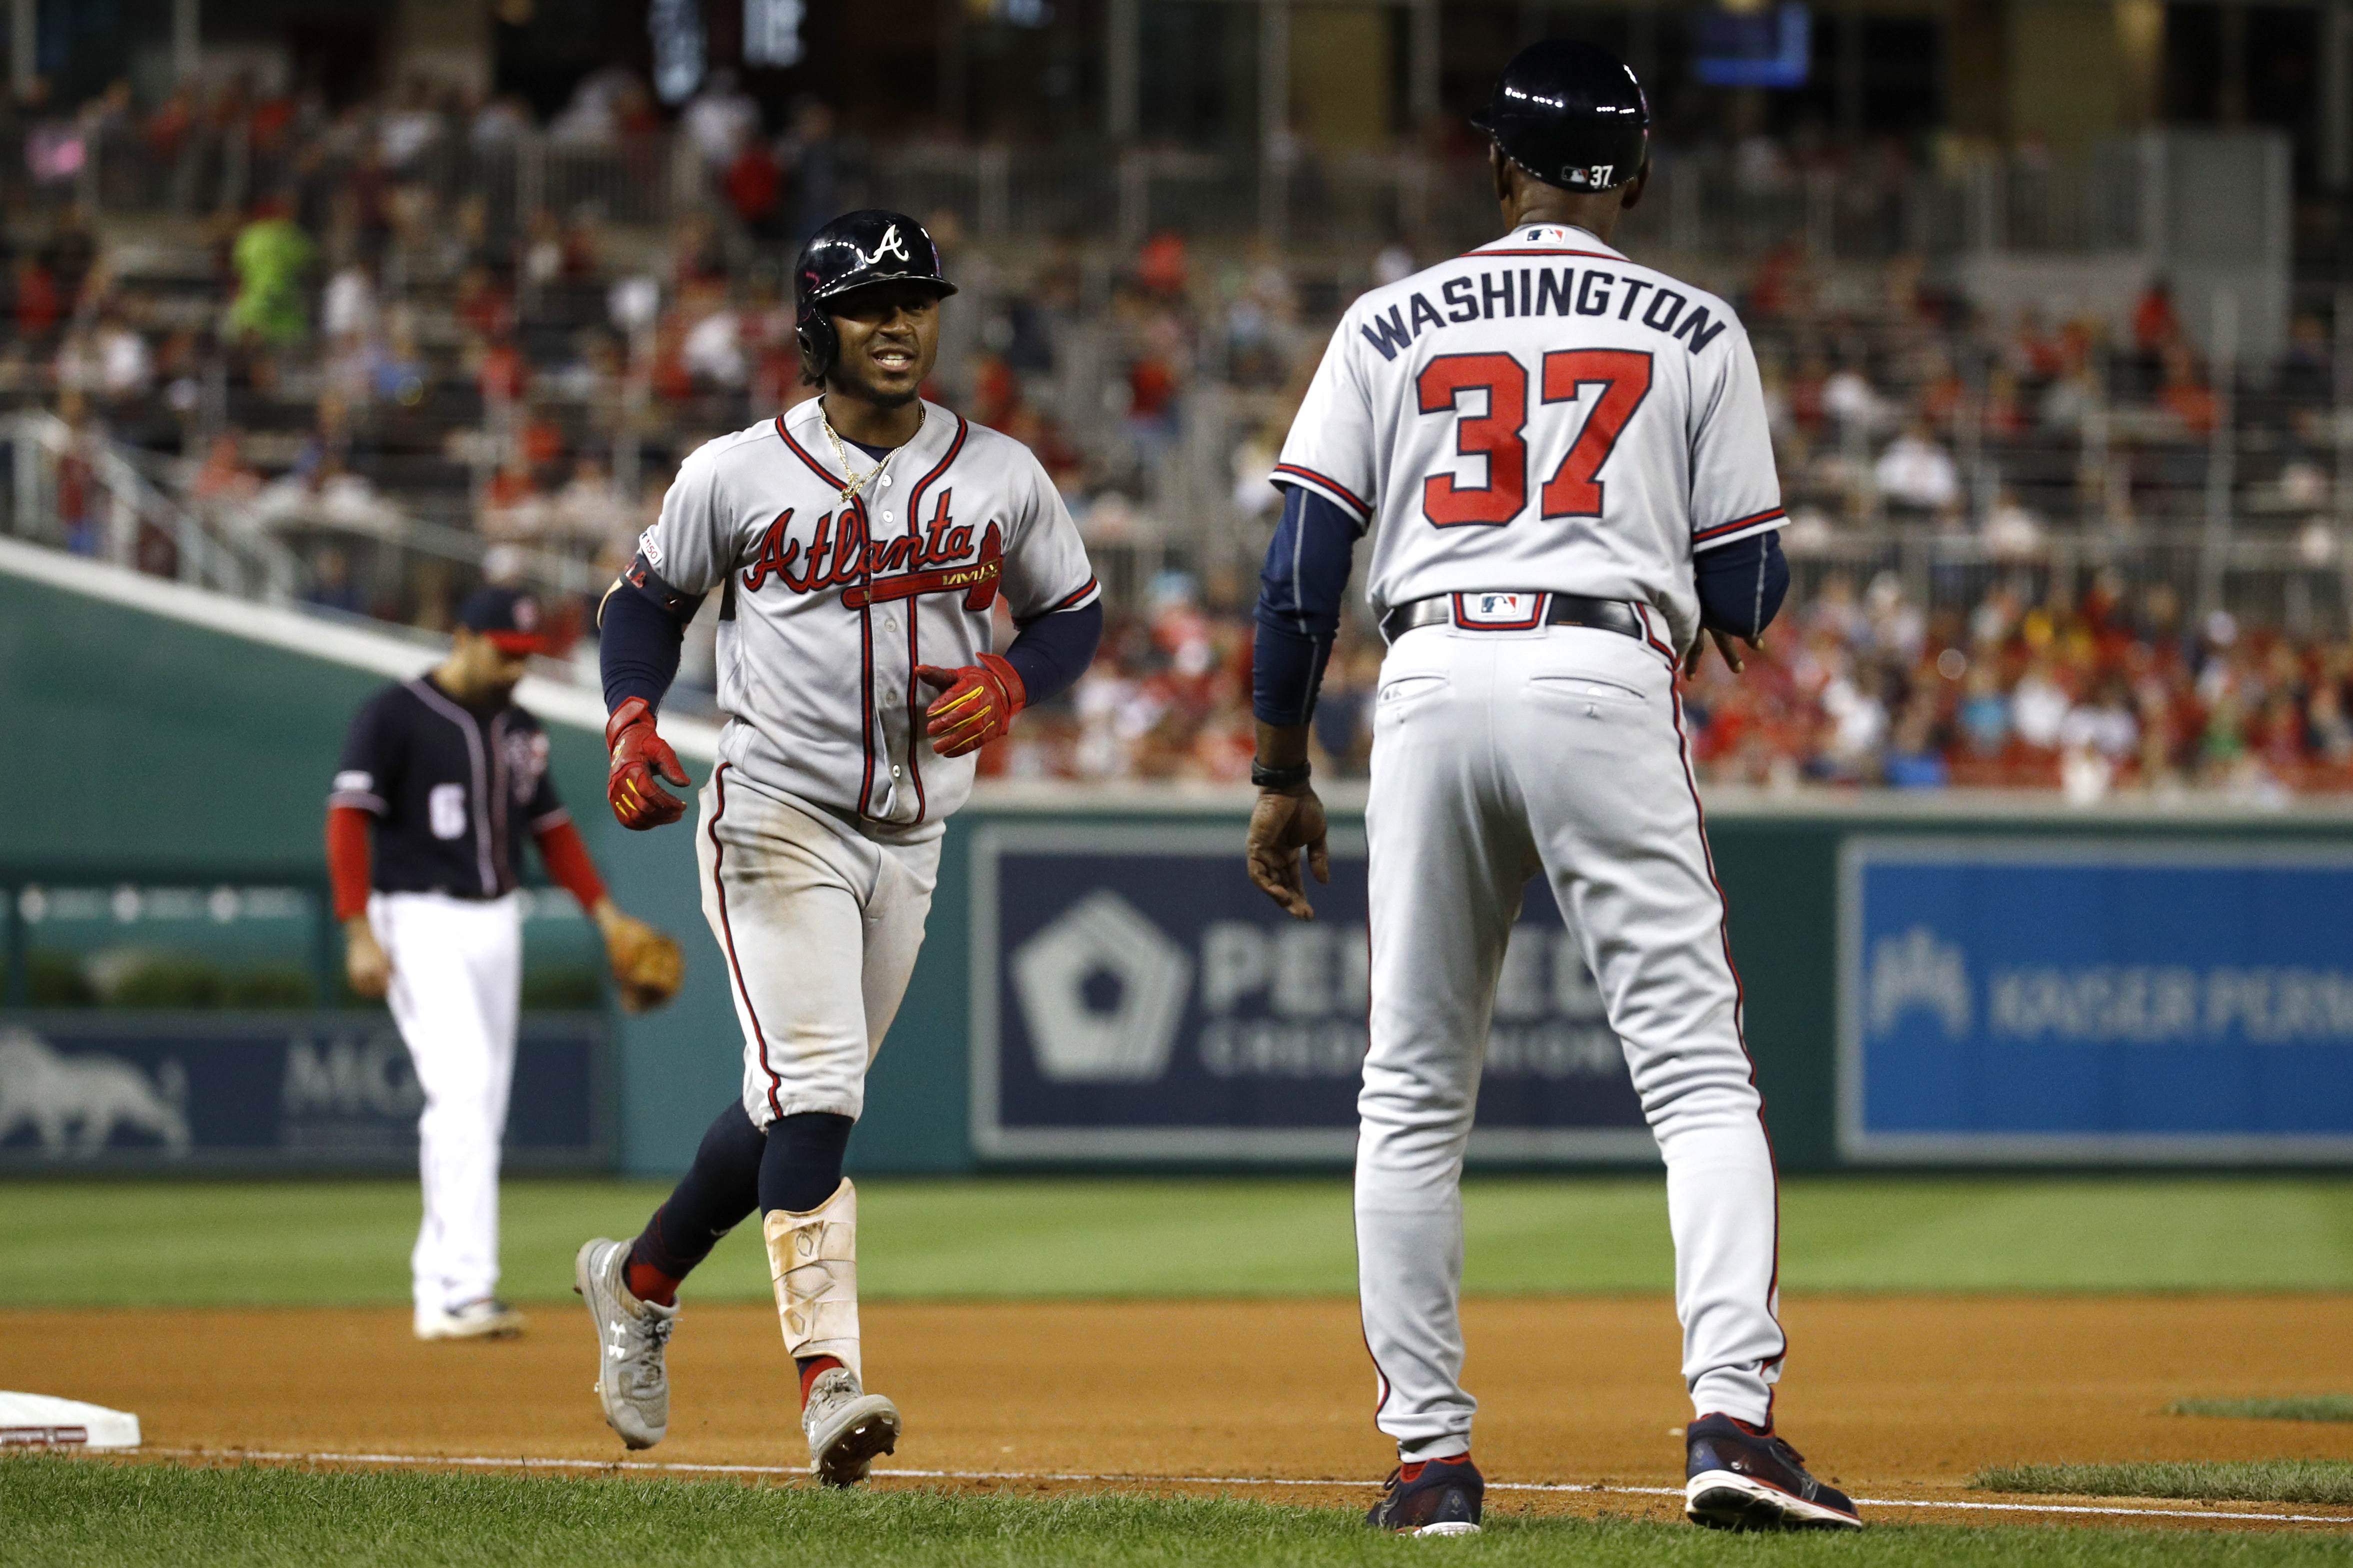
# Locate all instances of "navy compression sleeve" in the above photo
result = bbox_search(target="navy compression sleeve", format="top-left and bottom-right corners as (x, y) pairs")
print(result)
(1002, 601), (1102, 706)
(1694, 529), (1790, 641)
(599, 555), (702, 713)
(1251, 485), (1360, 725)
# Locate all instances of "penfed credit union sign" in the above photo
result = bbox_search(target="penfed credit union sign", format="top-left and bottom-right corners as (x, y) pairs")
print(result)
(970, 822), (1655, 1163)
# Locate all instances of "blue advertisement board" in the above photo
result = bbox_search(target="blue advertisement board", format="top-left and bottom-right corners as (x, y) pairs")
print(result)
(0, 1012), (610, 1171)
(1840, 838), (2353, 1161)
(969, 822), (1654, 1163)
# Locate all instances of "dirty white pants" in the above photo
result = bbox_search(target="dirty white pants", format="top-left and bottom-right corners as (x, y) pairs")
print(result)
(1356, 619), (1785, 1462)
(374, 890), (521, 1316)
(696, 765), (940, 1127)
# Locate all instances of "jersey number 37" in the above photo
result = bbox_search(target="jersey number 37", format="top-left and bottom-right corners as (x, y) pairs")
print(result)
(1417, 349), (1653, 529)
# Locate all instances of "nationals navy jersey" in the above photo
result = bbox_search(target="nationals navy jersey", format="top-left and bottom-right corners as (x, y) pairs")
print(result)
(330, 676), (568, 898)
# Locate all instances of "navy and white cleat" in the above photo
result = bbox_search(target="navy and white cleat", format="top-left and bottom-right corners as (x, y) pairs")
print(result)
(1684, 1414), (1862, 1530)
(1366, 1453), (1484, 1537)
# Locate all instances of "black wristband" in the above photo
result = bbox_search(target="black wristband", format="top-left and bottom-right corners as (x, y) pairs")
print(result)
(1251, 758), (1312, 792)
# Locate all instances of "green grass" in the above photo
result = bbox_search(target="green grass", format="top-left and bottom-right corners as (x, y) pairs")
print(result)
(1974, 1461), (2353, 1507)
(8, 1175), (2353, 1309)
(6, 1458), (2346, 1568)
(2173, 1398), (2353, 1424)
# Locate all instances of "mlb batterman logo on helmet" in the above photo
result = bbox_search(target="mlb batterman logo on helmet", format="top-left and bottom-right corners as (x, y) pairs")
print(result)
(794, 210), (958, 383)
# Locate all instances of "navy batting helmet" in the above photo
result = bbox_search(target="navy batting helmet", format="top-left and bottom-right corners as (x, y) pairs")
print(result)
(794, 210), (958, 382)
(1474, 40), (1650, 195)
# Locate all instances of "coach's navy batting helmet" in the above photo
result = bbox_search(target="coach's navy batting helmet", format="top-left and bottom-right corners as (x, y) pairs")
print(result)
(794, 210), (958, 382)
(1474, 40), (1650, 195)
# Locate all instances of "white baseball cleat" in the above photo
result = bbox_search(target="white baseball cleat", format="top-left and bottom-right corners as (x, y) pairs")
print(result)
(574, 1237), (679, 1450)
(802, 1365), (900, 1487)
(414, 1298), (526, 1341)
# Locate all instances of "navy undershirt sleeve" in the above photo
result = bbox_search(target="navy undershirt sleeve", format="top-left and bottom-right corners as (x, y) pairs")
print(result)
(1694, 529), (1790, 641)
(1252, 485), (1360, 726)
(599, 559), (701, 714)
(1002, 601), (1102, 706)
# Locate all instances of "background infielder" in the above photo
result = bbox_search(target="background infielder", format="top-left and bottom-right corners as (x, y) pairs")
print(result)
(573, 209), (1102, 1484)
(1243, 42), (1860, 1536)
(329, 586), (681, 1342)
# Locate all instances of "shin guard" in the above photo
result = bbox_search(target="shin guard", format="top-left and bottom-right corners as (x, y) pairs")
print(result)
(762, 1177), (862, 1383)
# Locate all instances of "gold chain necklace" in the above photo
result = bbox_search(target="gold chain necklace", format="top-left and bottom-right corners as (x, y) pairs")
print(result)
(818, 401), (925, 506)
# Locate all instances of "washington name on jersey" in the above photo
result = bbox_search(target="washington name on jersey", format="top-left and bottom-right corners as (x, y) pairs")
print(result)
(640, 397), (1098, 837)
(1274, 222), (1784, 654)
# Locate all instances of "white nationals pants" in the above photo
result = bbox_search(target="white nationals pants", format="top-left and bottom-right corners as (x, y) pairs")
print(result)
(696, 765), (941, 1127)
(1356, 618), (1784, 1461)
(372, 890), (522, 1314)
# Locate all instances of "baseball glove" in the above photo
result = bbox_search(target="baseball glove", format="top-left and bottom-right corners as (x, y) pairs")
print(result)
(606, 915), (684, 1013)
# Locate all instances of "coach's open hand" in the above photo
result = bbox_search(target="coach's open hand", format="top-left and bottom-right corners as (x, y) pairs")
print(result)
(1684, 627), (1762, 678)
(1246, 786), (1330, 922)
(606, 696), (690, 830)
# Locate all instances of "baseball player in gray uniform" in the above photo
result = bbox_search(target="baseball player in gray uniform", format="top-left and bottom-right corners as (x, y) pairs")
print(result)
(1244, 43), (1859, 1535)
(572, 210), (1102, 1484)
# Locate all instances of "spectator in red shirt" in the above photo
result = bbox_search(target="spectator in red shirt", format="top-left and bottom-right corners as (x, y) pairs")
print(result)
(2134, 277), (2181, 355)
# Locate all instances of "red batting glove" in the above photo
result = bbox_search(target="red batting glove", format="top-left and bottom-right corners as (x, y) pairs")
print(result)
(916, 653), (1026, 758)
(605, 696), (690, 830)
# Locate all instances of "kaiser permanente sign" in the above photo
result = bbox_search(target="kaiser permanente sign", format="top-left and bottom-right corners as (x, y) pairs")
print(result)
(1842, 839), (2353, 1162)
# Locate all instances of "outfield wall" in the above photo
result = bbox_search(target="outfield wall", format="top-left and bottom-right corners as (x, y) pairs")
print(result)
(8, 544), (2353, 1176)
(856, 789), (2353, 1177)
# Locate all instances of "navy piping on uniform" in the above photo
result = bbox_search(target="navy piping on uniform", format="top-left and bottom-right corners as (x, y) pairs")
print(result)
(900, 414), (970, 826)
(1632, 603), (1682, 676)
(706, 762), (786, 1120)
(854, 494), (879, 818)
(1273, 463), (1373, 523)
(774, 414), (847, 490)
(404, 677), (499, 895)
(1659, 655), (1790, 1402)
(1356, 890), (1396, 1434)
(1032, 575), (1100, 618)
(1462, 247), (1621, 260)
(1693, 507), (1786, 547)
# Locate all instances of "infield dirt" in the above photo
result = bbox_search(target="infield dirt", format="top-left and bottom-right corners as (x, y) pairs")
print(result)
(18, 1295), (2353, 1529)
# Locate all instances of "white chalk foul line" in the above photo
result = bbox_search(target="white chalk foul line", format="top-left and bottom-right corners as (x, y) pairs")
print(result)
(134, 1449), (2353, 1528)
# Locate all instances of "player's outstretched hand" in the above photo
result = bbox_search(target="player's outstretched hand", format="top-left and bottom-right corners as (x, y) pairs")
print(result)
(1684, 628), (1762, 679)
(917, 654), (1026, 757)
(344, 918), (392, 1000)
(606, 696), (691, 830)
(1246, 786), (1330, 922)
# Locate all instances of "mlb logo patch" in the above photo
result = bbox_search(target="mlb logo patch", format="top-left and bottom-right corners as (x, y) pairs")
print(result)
(1454, 592), (1548, 631)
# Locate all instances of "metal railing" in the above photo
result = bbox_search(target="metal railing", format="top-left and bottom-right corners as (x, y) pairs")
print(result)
(2, 410), (300, 599)
(2, 411), (604, 618)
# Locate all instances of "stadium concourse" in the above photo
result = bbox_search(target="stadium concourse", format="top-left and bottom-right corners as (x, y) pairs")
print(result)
(2, 73), (2350, 799)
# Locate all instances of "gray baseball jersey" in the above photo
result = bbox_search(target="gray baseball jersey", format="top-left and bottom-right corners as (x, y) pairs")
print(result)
(1273, 222), (1782, 652)
(640, 398), (1099, 836)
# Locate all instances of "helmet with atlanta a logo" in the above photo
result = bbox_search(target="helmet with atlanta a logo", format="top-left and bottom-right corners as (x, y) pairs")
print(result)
(794, 209), (958, 381)
(1474, 39), (1650, 195)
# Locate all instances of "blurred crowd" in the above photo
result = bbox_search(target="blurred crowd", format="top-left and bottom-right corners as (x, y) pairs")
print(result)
(12, 65), (2353, 794)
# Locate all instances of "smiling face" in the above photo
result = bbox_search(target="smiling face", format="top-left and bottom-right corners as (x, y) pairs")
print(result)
(823, 280), (943, 407)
